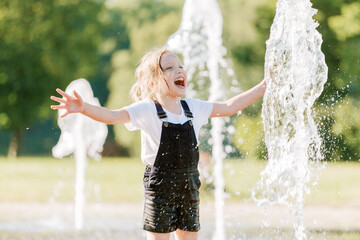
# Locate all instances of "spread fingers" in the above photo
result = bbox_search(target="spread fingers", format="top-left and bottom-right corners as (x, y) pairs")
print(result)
(56, 88), (72, 100)
(50, 96), (66, 104)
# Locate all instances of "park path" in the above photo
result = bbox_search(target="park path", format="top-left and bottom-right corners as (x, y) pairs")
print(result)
(0, 201), (359, 239)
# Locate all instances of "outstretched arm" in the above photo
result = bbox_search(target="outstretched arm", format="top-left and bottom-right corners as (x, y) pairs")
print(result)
(209, 80), (266, 118)
(50, 88), (130, 125)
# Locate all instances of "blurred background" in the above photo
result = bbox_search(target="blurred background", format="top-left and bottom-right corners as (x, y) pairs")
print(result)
(0, 0), (359, 161)
(0, 0), (360, 238)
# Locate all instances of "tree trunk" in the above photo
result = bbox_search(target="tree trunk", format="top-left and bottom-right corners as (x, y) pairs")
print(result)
(7, 129), (22, 159)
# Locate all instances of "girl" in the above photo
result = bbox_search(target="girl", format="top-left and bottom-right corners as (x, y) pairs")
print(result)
(50, 48), (266, 240)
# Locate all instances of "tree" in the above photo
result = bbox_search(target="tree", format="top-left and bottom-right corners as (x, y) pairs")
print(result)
(326, 2), (360, 160)
(0, 0), (107, 157)
(327, 2), (360, 99)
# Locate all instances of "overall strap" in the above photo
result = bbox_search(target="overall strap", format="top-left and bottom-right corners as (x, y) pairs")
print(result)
(180, 100), (193, 118)
(154, 101), (167, 119)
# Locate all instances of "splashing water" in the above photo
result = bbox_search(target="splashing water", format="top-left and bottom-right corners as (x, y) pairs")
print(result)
(52, 79), (108, 230)
(166, 0), (237, 98)
(166, 1), (237, 239)
(252, 0), (328, 239)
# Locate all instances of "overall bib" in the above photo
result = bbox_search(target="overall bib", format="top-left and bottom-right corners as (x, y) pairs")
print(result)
(142, 100), (201, 233)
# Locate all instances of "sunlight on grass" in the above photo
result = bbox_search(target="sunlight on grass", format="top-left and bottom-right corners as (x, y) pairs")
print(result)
(308, 161), (360, 206)
(0, 157), (144, 203)
(0, 156), (359, 206)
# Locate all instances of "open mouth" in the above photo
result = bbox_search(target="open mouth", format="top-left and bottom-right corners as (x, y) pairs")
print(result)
(174, 78), (185, 87)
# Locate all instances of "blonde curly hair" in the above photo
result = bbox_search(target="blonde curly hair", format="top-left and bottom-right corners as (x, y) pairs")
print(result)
(130, 48), (170, 102)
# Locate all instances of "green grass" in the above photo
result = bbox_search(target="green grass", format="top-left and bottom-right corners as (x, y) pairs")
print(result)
(0, 156), (144, 203)
(221, 159), (360, 206)
(310, 161), (360, 206)
(1, 156), (360, 206)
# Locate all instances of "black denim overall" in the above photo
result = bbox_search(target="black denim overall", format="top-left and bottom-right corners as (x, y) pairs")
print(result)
(142, 100), (201, 233)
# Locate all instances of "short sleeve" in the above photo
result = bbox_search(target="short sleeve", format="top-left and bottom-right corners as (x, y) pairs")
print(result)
(185, 98), (213, 127)
(124, 100), (154, 131)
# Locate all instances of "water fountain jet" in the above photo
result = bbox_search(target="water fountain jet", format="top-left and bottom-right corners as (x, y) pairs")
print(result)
(252, 0), (328, 239)
(52, 78), (108, 230)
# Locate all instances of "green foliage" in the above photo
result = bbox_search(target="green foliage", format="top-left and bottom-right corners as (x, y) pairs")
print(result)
(328, 2), (360, 41)
(312, 0), (349, 103)
(327, 2), (360, 99)
(314, 0), (360, 160)
(313, 98), (360, 162)
(233, 114), (267, 160)
(106, 50), (140, 156)
(0, 0), (108, 155)
(91, 8), (130, 105)
(332, 97), (360, 160)
(221, 0), (271, 95)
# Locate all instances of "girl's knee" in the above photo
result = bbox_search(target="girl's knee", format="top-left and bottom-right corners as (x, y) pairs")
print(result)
(174, 229), (198, 240)
(146, 231), (171, 240)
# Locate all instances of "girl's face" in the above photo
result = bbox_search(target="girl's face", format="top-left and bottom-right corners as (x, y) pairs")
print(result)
(159, 52), (187, 99)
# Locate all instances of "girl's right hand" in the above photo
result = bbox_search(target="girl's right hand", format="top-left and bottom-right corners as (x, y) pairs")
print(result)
(50, 88), (84, 118)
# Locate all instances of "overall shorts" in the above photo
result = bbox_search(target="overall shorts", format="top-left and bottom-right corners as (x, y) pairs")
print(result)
(142, 100), (201, 233)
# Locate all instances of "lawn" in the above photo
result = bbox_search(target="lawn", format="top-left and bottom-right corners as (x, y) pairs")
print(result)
(222, 159), (360, 206)
(0, 156), (144, 203)
(0, 156), (359, 206)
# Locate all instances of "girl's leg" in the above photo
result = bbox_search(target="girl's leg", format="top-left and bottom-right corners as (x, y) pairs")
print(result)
(174, 229), (198, 240)
(146, 231), (171, 240)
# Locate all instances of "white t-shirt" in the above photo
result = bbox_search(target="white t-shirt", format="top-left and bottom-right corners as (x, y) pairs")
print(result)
(125, 98), (213, 165)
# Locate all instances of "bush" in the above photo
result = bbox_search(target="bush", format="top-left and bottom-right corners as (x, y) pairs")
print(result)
(332, 97), (360, 161)
(233, 114), (267, 160)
